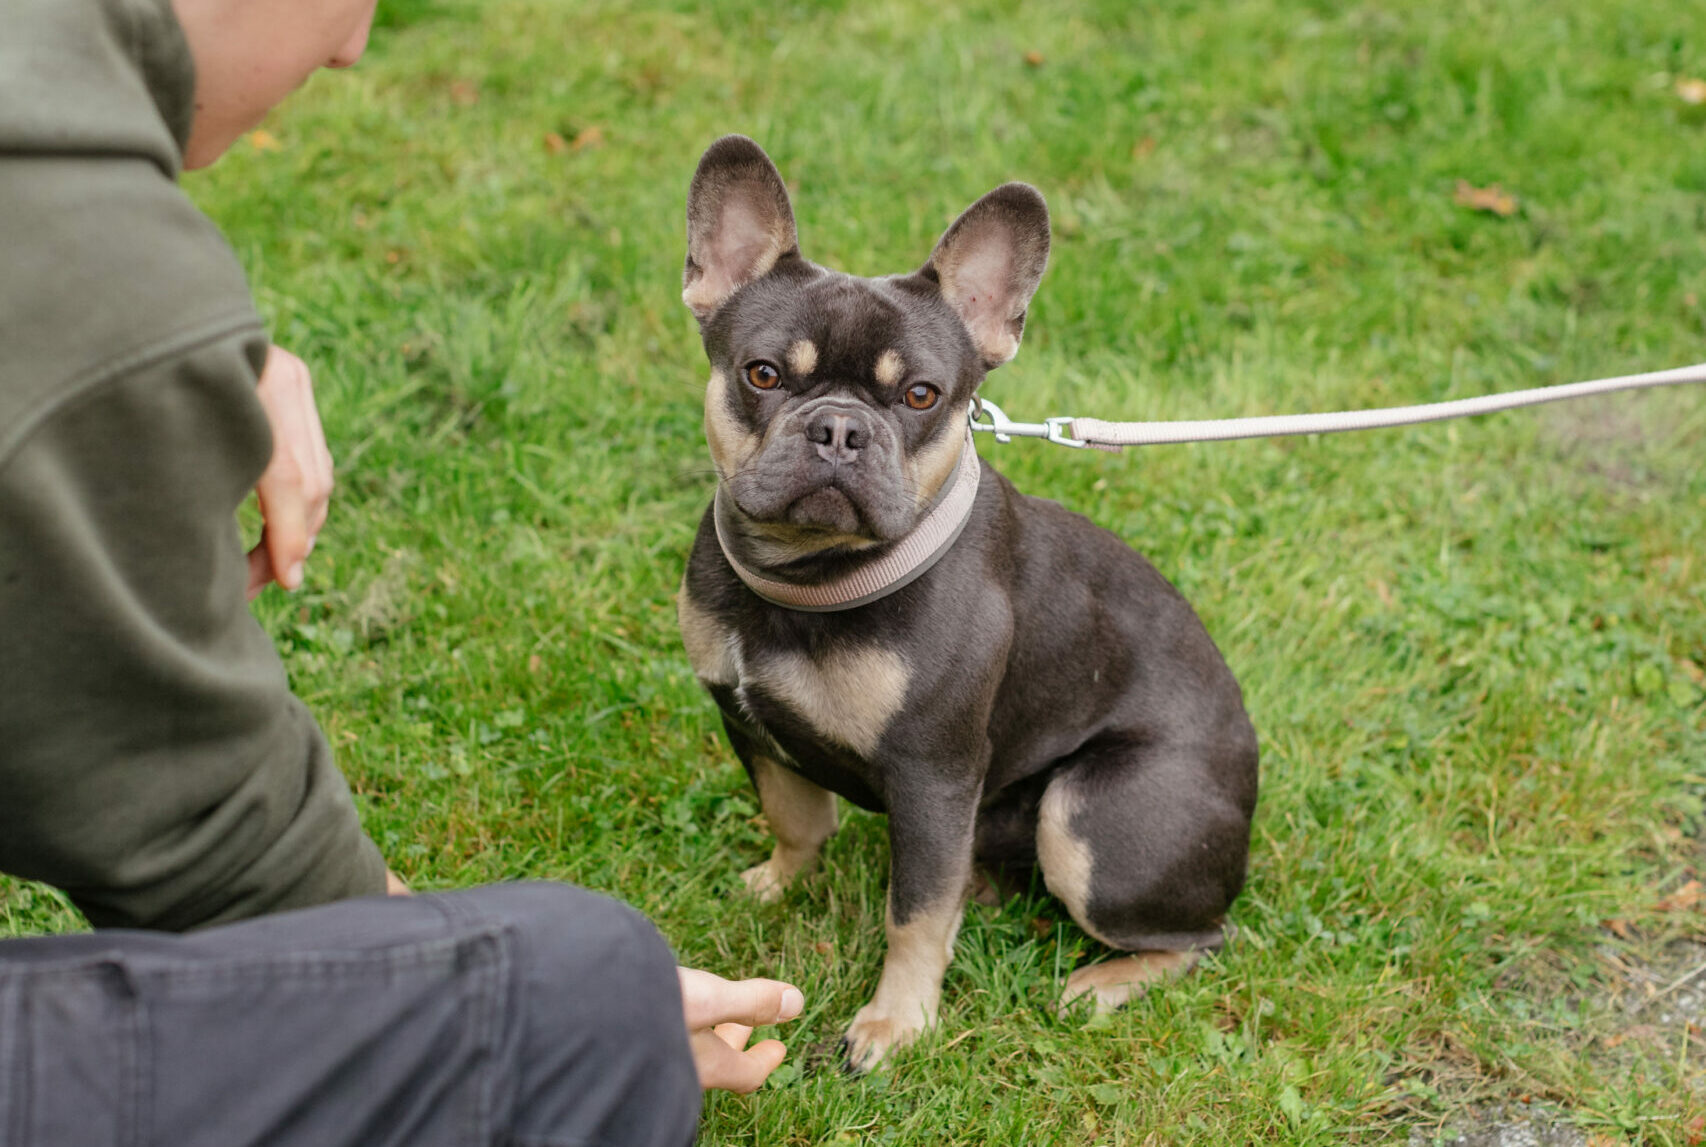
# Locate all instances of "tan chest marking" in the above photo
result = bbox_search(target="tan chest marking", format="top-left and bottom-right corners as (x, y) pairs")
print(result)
(746, 644), (909, 758)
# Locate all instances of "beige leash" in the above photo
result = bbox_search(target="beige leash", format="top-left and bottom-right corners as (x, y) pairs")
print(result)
(971, 361), (1706, 450)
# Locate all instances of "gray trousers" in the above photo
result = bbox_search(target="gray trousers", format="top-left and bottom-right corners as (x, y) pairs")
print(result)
(0, 883), (701, 1147)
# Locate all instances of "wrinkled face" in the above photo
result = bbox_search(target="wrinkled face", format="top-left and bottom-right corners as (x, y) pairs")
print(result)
(682, 135), (1051, 562)
(703, 268), (982, 548)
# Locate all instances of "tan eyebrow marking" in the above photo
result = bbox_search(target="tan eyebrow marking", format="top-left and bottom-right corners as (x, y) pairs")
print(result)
(874, 349), (905, 387)
(787, 339), (818, 376)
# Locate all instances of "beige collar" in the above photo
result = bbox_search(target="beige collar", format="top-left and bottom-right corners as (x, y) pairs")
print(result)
(713, 433), (981, 612)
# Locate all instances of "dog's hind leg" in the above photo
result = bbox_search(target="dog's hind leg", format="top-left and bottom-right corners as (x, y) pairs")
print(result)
(1060, 950), (1201, 1012)
(741, 754), (838, 903)
(1036, 737), (1255, 1013)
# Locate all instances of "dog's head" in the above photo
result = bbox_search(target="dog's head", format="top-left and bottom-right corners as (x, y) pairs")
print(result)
(683, 135), (1049, 562)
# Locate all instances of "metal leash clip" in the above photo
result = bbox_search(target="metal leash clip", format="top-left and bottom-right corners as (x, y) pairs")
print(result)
(968, 398), (1088, 448)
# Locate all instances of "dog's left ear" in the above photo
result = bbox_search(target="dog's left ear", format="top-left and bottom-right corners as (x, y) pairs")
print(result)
(921, 183), (1050, 369)
(683, 135), (800, 320)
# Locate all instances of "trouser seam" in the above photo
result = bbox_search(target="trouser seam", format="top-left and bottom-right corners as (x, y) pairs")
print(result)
(0, 977), (23, 1147)
(420, 887), (519, 1147)
(466, 930), (508, 1147)
(120, 964), (147, 1147)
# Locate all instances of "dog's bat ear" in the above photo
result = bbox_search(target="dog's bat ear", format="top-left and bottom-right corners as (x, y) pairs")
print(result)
(683, 136), (799, 320)
(920, 184), (1050, 370)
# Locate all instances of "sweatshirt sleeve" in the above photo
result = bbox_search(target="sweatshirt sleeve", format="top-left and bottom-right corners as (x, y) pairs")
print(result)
(0, 326), (388, 931)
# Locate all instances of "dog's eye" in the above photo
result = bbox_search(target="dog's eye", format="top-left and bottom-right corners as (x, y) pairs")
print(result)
(745, 362), (781, 390)
(903, 383), (940, 411)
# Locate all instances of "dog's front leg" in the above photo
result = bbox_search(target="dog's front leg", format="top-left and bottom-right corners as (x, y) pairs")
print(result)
(741, 753), (838, 903)
(843, 773), (978, 1072)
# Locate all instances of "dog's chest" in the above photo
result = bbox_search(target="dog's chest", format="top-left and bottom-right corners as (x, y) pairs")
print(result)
(741, 641), (909, 756)
(680, 591), (909, 791)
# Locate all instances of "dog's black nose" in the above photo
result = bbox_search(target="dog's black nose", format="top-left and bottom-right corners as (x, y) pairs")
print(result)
(806, 410), (866, 464)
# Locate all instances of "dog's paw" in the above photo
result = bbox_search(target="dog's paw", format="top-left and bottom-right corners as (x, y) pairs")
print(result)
(1060, 950), (1199, 1015)
(841, 1001), (929, 1073)
(739, 859), (790, 904)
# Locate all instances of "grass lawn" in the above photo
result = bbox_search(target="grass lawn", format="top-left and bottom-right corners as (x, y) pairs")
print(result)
(6, 0), (1706, 1141)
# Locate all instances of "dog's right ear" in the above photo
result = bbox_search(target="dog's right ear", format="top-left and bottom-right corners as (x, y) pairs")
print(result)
(683, 136), (799, 320)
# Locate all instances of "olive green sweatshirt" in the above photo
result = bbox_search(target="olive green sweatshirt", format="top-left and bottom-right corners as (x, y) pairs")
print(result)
(0, 0), (387, 930)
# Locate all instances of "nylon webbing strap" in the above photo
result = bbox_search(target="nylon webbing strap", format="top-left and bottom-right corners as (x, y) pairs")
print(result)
(1064, 362), (1706, 448)
(969, 361), (1706, 450)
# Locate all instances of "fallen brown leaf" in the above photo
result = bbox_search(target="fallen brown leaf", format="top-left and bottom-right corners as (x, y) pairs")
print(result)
(1023, 50), (1044, 67)
(1604, 917), (1635, 940)
(527, 653), (543, 674)
(247, 129), (283, 152)
(543, 131), (567, 154)
(449, 80), (479, 106)
(1132, 135), (1157, 159)
(1596, 1024), (1651, 1051)
(1656, 879), (1703, 912)
(1677, 78), (1706, 106)
(812, 940), (834, 956)
(1454, 179), (1518, 217)
(571, 126), (605, 152)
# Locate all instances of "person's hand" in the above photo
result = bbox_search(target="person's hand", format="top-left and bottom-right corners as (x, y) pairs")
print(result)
(247, 345), (334, 599)
(385, 869), (410, 896)
(677, 967), (804, 1093)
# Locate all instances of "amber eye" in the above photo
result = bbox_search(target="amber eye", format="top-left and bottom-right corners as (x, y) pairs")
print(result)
(903, 383), (940, 411)
(745, 362), (781, 390)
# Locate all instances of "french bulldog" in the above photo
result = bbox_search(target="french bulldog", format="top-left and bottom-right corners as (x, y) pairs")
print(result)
(676, 135), (1258, 1071)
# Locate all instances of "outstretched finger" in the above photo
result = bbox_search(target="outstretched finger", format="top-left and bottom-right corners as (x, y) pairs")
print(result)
(290, 359), (334, 534)
(678, 968), (805, 1030)
(712, 1021), (754, 1050)
(249, 345), (334, 595)
(259, 487), (310, 591)
(691, 1031), (787, 1094)
(246, 542), (276, 600)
